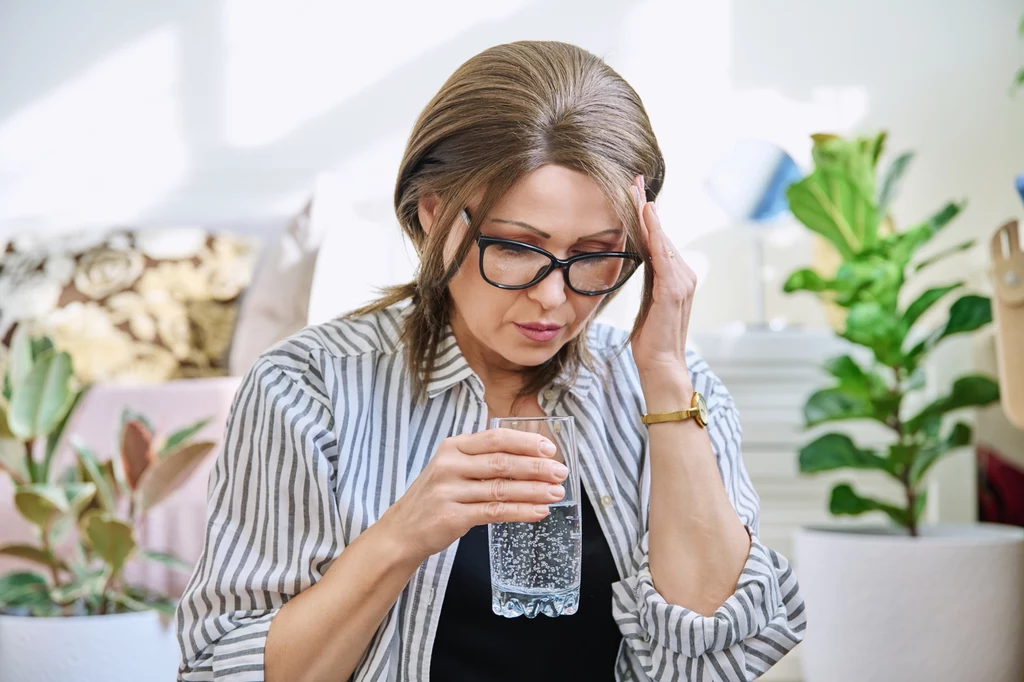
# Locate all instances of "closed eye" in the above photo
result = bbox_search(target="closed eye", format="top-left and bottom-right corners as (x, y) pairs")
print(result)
(495, 241), (532, 255)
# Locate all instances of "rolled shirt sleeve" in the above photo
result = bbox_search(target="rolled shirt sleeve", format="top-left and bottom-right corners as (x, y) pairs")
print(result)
(611, 383), (806, 681)
(176, 355), (342, 681)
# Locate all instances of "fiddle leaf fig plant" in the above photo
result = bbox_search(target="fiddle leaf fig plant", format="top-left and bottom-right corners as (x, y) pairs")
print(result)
(783, 132), (999, 536)
(0, 329), (216, 616)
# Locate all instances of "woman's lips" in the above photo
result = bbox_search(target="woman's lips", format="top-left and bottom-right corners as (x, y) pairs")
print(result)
(514, 323), (563, 342)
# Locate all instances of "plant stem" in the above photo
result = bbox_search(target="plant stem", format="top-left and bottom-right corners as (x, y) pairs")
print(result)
(41, 521), (64, 588)
(24, 439), (38, 483)
(98, 569), (119, 615)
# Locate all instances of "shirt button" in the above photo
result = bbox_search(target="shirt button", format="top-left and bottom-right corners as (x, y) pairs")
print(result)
(543, 389), (555, 401)
(600, 495), (613, 508)
(428, 586), (436, 603)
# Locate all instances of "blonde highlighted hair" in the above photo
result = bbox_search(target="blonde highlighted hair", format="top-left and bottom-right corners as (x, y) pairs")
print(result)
(352, 40), (665, 403)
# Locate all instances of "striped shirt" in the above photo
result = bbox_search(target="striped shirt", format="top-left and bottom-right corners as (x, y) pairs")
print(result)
(176, 305), (806, 681)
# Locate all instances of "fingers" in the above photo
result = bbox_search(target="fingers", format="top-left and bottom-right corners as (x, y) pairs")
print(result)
(459, 450), (569, 484)
(630, 175), (697, 296)
(455, 428), (556, 458)
(455, 479), (566, 504)
(468, 501), (552, 525)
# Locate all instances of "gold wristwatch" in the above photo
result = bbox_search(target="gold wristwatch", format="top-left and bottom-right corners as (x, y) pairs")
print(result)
(641, 392), (708, 428)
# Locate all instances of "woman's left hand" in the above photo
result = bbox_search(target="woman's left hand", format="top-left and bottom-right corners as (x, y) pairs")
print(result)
(628, 175), (697, 383)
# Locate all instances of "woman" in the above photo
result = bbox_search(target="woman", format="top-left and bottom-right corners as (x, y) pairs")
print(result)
(177, 41), (804, 682)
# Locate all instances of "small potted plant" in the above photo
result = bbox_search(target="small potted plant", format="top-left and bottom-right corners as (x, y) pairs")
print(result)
(0, 329), (217, 681)
(783, 132), (1024, 682)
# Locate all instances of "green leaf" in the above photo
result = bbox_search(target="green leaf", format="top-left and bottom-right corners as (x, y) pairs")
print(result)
(82, 511), (135, 575)
(810, 135), (877, 195)
(0, 571), (49, 607)
(940, 295), (992, 340)
(911, 421), (972, 484)
(843, 301), (904, 365)
(866, 131), (887, 168)
(42, 385), (87, 483)
(829, 483), (907, 526)
(799, 434), (892, 474)
(0, 400), (13, 440)
(832, 256), (903, 308)
(29, 337), (55, 360)
(0, 438), (30, 484)
(883, 202), (965, 266)
(782, 268), (833, 294)
(913, 239), (976, 273)
(14, 484), (70, 528)
(8, 327), (35, 393)
(804, 389), (878, 427)
(1016, 67), (1024, 89)
(903, 282), (963, 329)
(72, 437), (116, 513)
(906, 296), (993, 365)
(158, 418), (212, 457)
(824, 355), (891, 399)
(138, 550), (193, 573)
(8, 350), (75, 442)
(50, 569), (106, 605)
(905, 376), (1000, 434)
(135, 440), (216, 513)
(913, 489), (929, 523)
(877, 151), (914, 218)
(787, 168), (879, 258)
(110, 590), (177, 617)
(0, 544), (65, 570)
(64, 483), (98, 518)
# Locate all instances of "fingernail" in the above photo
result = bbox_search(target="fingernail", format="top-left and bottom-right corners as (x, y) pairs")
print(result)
(639, 175), (646, 195)
(630, 186), (640, 206)
(534, 505), (551, 516)
(540, 439), (556, 457)
(552, 463), (569, 479)
(652, 201), (659, 216)
(549, 484), (565, 498)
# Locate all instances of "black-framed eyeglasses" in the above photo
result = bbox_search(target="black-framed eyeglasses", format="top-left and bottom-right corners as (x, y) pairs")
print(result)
(462, 210), (642, 296)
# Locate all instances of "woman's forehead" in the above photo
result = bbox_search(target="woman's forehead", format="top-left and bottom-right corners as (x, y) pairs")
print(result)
(481, 165), (621, 238)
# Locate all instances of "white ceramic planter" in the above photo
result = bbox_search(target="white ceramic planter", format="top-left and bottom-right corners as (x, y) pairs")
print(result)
(0, 610), (180, 682)
(795, 523), (1024, 682)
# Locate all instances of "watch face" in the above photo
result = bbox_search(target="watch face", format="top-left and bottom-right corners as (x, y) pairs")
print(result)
(695, 393), (709, 425)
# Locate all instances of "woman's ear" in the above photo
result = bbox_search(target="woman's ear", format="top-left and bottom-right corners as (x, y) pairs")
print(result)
(418, 195), (439, 235)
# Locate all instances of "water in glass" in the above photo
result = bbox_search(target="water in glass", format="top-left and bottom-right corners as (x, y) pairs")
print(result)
(487, 416), (581, 618)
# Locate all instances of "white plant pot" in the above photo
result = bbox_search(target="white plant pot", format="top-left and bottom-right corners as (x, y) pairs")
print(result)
(0, 610), (180, 682)
(795, 523), (1024, 682)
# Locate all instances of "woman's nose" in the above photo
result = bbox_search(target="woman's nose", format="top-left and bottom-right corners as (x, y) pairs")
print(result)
(527, 267), (568, 309)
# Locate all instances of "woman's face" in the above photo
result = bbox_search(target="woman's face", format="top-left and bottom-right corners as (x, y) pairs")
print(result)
(420, 164), (629, 375)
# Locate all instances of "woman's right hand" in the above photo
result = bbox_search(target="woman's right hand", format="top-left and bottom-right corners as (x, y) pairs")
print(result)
(382, 428), (569, 561)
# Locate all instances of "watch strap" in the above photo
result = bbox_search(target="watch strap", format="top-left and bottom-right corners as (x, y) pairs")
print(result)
(641, 407), (700, 425)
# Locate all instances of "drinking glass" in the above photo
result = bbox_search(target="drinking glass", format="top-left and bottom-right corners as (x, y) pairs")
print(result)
(487, 416), (581, 618)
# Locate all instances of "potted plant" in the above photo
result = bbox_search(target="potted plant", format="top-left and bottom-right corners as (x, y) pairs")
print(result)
(0, 329), (217, 682)
(783, 132), (1024, 682)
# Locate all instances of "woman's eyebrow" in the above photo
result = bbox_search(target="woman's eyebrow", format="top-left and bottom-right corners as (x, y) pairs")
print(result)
(489, 217), (551, 239)
(488, 218), (624, 243)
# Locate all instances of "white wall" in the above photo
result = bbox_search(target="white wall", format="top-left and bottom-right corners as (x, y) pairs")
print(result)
(1, 0), (1022, 333)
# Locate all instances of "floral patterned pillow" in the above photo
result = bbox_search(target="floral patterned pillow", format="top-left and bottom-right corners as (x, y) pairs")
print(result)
(0, 228), (261, 384)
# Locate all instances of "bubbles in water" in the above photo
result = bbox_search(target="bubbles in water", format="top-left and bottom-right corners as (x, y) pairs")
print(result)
(489, 501), (581, 618)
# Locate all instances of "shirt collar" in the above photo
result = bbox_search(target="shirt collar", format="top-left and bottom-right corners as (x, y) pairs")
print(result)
(423, 322), (598, 402)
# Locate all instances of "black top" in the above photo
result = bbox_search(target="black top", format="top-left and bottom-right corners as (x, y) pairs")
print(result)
(429, 487), (623, 681)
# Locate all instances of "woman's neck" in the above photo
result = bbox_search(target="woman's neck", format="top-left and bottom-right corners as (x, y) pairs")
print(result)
(448, 310), (540, 418)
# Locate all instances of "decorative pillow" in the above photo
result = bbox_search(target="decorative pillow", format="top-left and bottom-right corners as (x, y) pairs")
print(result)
(228, 198), (322, 376)
(0, 228), (261, 384)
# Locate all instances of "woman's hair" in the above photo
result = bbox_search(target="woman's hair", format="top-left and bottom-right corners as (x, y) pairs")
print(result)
(352, 40), (665, 404)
